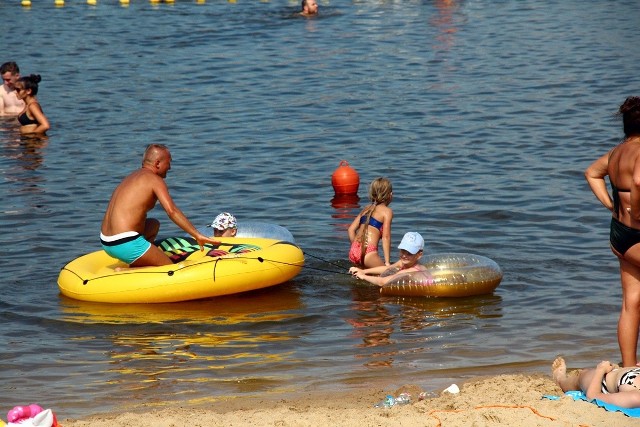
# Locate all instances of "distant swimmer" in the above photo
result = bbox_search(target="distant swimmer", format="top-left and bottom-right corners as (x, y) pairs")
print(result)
(300, 0), (318, 17)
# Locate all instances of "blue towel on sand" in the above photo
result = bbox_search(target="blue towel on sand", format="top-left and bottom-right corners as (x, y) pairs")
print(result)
(542, 391), (640, 417)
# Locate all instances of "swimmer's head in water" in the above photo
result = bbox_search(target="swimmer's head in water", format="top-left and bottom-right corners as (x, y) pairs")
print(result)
(301, 0), (318, 15)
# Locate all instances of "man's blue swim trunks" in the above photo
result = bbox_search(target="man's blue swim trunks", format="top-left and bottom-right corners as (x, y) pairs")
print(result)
(100, 231), (151, 265)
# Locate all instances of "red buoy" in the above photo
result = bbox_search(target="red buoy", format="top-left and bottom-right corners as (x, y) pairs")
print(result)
(331, 160), (360, 195)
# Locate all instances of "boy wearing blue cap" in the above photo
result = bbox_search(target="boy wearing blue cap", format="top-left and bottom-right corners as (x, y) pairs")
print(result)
(349, 232), (427, 287)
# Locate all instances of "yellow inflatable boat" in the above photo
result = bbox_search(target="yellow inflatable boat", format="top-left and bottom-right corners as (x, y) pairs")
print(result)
(58, 237), (304, 303)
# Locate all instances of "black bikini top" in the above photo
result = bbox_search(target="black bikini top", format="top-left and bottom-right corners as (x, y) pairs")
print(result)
(18, 112), (39, 126)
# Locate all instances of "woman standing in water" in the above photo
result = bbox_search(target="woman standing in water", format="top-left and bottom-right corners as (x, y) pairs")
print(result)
(348, 177), (393, 268)
(585, 96), (640, 366)
(15, 74), (49, 135)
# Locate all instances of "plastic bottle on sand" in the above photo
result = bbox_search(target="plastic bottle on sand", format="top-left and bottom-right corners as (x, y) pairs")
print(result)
(395, 393), (411, 405)
(374, 394), (396, 408)
(374, 393), (411, 408)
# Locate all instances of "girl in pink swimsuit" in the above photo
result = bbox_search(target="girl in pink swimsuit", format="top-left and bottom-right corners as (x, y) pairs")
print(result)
(347, 177), (393, 268)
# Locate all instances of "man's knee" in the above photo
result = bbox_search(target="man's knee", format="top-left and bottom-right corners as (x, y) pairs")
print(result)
(131, 245), (172, 267)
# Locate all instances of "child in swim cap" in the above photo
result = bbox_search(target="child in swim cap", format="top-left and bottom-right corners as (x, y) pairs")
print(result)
(208, 212), (237, 237)
(349, 232), (426, 287)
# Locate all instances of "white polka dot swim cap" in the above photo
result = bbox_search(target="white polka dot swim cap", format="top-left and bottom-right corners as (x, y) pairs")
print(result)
(210, 212), (237, 230)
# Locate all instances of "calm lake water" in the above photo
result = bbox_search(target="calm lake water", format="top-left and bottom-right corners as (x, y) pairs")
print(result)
(1, 0), (640, 420)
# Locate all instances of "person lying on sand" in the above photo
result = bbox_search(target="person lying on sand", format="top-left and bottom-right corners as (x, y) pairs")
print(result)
(552, 356), (640, 408)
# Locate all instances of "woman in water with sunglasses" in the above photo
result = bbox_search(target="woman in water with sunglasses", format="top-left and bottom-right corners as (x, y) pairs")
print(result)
(15, 74), (49, 135)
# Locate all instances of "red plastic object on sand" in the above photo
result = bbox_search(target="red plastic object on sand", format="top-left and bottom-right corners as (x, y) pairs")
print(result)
(331, 160), (360, 195)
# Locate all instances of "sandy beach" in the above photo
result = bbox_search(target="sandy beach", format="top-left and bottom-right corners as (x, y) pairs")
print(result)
(61, 373), (640, 427)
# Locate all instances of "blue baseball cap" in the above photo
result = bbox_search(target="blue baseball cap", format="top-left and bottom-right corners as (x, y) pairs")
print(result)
(398, 232), (424, 254)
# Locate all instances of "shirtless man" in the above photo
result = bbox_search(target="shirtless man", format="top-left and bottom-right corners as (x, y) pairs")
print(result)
(0, 62), (25, 115)
(300, 0), (318, 17)
(100, 144), (219, 268)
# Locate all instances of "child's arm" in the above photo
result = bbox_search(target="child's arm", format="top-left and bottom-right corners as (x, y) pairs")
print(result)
(349, 265), (387, 276)
(353, 270), (387, 287)
(349, 260), (402, 276)
(347, 214), (361, 243)
(350, 261), (403, 287)
(380, 210), (393, 266)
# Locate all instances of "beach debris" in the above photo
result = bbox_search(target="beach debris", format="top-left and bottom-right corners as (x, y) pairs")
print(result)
(6, 404), (59, 427)
(418, 391), (438, 400)
(374, 392), (412, 408)
(374, 394), (395, 408)
(541, 394), (561, 400)
(444, 383), (460, 394)
(395, 393), (411, 405)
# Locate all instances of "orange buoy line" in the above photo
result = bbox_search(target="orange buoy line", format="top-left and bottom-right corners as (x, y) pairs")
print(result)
(331, 160), (360, 195)
(19, 0), (207, 6)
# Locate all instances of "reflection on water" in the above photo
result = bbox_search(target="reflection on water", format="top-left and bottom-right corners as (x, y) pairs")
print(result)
(391, 293), (503, 316)
(347, 284), (503, 367)
(330, 194), (361, 219)
(16, 135), (48, 171)
(349, 297), (395, 348)
(58, 286), (305, 402)
(1, 121), (49, 230)
(2, 128), (48, 169)
(106, 329), (294, 386)
(431, 0), (461, 51)
(58, 285), (303, 325)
